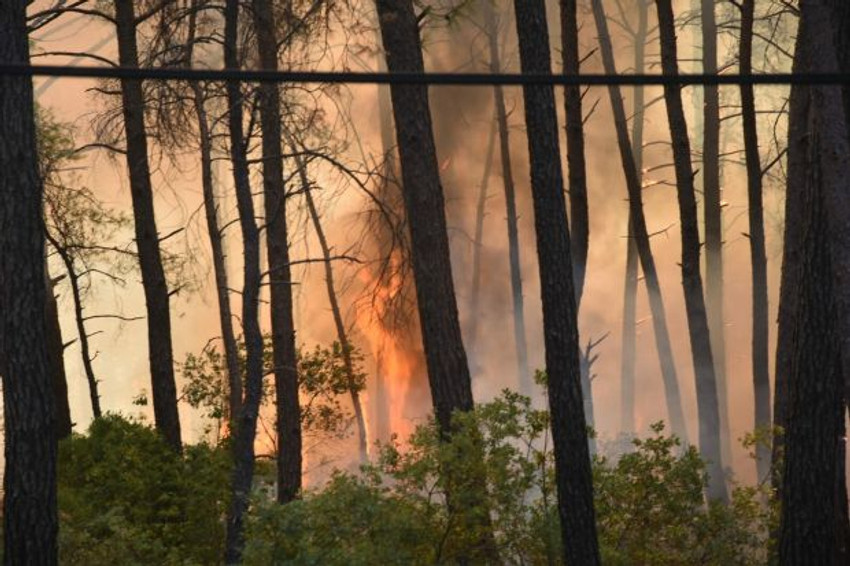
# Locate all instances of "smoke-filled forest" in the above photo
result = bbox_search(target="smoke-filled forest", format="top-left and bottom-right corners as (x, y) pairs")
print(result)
(0, 0), (846, 563)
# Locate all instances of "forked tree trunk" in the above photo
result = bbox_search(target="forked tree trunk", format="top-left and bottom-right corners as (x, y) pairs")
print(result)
(561, 0), (589, 305)
(483, 0), (531, 393)
(45, 260), (72, 438)
(655, 0), (726, 502)
(512, 0), (601, 563)
(0, 1), (59, 560)
(223, 0), (267, 561)
(251, 0), (302, 506)
(591, 0), (688, 443)
(113, 0), (182, 452)
(738, 0), (771, 483)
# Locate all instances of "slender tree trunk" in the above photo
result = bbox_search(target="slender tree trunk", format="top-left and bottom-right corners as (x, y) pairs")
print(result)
(45, 260), (72, 438)
(591, 0), (688, 444)
(561, 0), (589, 306)
(655, 0), (726, 502)
(46, 233), (101, 419)
(192, 87), (242, 428)
(738, 0), (771, 483)
(252, 0), (302, 505)
(376, 2), (497, 561)
(483, 0), (531, 393)
(0, 1), (59, 560)
(289, 134), (369, 465)
(701, 0), (731, 470)
(620, 0), (648, 437)
(223, 0), (266, 561)
(113, 0), (182, 452)
(512, 0), (601, 563)
(466, 111), (496, 357)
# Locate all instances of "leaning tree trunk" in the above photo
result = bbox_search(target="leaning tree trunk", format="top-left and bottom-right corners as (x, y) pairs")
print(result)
(512, 0), (601, 563)
(222, 0), (267, 561)
(591, 0), (688, 444)
(655, 0), (726, 502)
(738, 0), (771, 483)
(620, 0), (649, 437)
(288, 133), (369, 466)
(113, 0), (182, 452)
(0, 1), (59, 561)
(45, 260), (72, 438)
(701, 0), (731, 469)
(561, 0), (589, 306)
(482, 0), (531, 393)
(375, 1), (498, 561)
(251, 0), (302, 506)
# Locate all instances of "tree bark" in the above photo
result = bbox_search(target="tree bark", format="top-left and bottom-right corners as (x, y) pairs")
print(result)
(701, 0), (731, 469)
(591, 0), (688, 444)
(223, 0), (267, 561)
(512, 0), (601, 563)
(561, 0), (589, 306)
(738, 0), (771, 483)
(0, 1), (59, 561)
(620, 0), (648, 437)
(655, 0), (726, 502)
(251, 0), (302, 505)
(483, 0), (531, 393)
(45, 260), (72, 438)
(113, 0), (182, 452)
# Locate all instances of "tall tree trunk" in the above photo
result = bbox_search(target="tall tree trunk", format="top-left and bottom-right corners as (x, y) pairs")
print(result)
(466, 111), (496, 359)
(701, 0), (731, 470)
(45, 233), (101, 419)
(620, 0), (648, 437)
(223, 0), (267, 561)
(738, 0), (771, 483)
(251, 0), (302, 505)
(483, 0), (531, 393)
(185, 1), (242, 430)
(289, 134), (369, 465)
(512, 0), (601, 563)
(375, 2), (497, 561)
(561, 0), (589, 306)
(591, 0), (688, 444)
(654, 0), (726, 502)
(45, 260), (72, 438)
(0, 1), (59, 560)
(113, 0), (182, 452)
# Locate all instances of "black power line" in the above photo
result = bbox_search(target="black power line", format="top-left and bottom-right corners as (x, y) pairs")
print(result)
(3, 63), (850, 86)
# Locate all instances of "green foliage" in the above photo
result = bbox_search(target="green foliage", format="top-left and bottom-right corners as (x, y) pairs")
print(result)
(58, 415), (230, 565)
(181, 337), (365, 438)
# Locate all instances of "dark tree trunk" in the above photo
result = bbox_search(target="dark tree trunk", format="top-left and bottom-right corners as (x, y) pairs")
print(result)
(591, 0), (688, 444)
(290, 135), (369, 465)
(0, 1), (59, 561)
(701, 0), (731, 469)
(191, 86), (242, 428)
(45, 232), (101, 419)
(655, 0), (726, 502)
(251, 0), (302, 505)
(777, 11), (848, 556)
(376, 2), (497, 561)
(561, 0), (589, 306)
(738, 0), (771, 483)
(620, 0), (648, 437)
(223, 0), (267, 561)
(45, 261), (72, 438)
(483, 0), (531, 393)
(512, 0), (601, 563)
(113, 0), (182, 452)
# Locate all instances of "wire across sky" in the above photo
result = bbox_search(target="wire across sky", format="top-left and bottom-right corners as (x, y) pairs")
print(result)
(1, 63), (849, 86)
